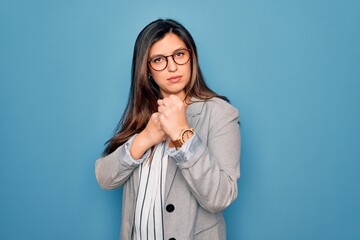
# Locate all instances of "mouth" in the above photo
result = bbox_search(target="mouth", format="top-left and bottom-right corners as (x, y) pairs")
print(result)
(167, 75), (182, 83)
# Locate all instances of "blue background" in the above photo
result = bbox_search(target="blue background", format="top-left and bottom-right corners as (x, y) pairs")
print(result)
(1, 0), (359, 239)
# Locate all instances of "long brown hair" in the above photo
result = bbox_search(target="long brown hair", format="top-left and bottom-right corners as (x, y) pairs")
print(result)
(103, 19), (228, 155)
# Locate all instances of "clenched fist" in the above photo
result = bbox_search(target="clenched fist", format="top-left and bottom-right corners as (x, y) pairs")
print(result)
(157, 95), (190, 140)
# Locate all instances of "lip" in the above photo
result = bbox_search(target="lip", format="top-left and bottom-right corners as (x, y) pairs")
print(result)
(167, 75), (182, 83)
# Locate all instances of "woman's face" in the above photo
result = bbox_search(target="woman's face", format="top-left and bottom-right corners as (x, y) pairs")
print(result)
(148, 33), (191, 100)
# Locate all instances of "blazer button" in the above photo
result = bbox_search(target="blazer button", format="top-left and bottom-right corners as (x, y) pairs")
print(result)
(166, 204), (175, 213)
(169, 238), (176, 240)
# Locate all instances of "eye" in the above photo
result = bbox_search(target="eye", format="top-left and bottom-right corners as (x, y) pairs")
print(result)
(152, 56), (165, 64)
(175, 51), (185, 58)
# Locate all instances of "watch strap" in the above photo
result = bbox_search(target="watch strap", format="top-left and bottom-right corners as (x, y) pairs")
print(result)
(170, 128), (194, 149)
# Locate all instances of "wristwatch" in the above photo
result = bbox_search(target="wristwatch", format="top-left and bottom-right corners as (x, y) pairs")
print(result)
(171, 128), (194, 149)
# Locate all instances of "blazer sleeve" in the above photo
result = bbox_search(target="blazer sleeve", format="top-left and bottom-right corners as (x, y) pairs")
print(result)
(174, 100), (241, 213)
(95, 135), (148, 190)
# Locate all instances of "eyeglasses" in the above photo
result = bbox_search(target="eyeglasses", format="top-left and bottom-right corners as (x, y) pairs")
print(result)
(148, 48), (192, 71)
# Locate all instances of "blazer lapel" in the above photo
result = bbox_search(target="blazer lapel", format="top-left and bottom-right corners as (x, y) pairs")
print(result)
(164, 98), (205, 201)
(164, 158), (178, 201)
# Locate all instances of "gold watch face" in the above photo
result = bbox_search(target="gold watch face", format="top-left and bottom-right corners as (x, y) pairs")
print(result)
(181, 129), (194, 142)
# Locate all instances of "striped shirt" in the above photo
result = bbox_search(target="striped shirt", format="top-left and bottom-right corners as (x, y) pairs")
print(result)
(133, 142), (168, 240)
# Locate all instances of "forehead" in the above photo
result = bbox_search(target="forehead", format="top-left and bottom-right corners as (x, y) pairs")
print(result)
(149, 33), (187, 56)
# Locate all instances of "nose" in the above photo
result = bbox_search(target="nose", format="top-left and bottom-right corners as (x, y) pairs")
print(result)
(166, 56), (178, 72)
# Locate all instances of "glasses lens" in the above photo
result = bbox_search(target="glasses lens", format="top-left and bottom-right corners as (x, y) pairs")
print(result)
(173, 49), (191, 65)
(150, 56), (167, 71)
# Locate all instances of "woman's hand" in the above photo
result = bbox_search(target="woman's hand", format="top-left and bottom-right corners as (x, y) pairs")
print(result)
(130, 112), (166, 159)
(157, 95), (189, 140)
(143, 112), (168, 145)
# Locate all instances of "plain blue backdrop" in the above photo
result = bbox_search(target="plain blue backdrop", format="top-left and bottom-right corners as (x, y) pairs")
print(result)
(1, 0), (359, 239)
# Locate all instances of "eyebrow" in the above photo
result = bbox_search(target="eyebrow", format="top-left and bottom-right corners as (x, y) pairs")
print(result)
(149, 47), (188, 59)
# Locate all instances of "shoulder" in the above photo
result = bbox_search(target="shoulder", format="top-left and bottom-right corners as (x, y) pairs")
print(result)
(188, 97), (239, 119)
(204, 97), (239, 118)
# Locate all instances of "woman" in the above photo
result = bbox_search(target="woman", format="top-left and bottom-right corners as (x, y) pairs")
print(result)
(95, 19), (240, 240)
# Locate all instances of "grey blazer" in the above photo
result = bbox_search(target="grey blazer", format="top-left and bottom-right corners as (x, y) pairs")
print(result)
(95, 97), (241, 240)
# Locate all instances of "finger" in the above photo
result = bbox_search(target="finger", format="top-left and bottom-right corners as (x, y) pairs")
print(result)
(162, 97), (171, 107)
(158, 105), (165, 113)
(158, 113), (165, 122)
(167, 96), (182, 108)
(150, 113), (156, 121)
(157, 99), (163, 106)
(151, 112), (159, 119)
(151, 114), (159, 123)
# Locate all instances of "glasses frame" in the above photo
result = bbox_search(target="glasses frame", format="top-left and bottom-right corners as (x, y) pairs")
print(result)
(148, 48), (192, 71)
